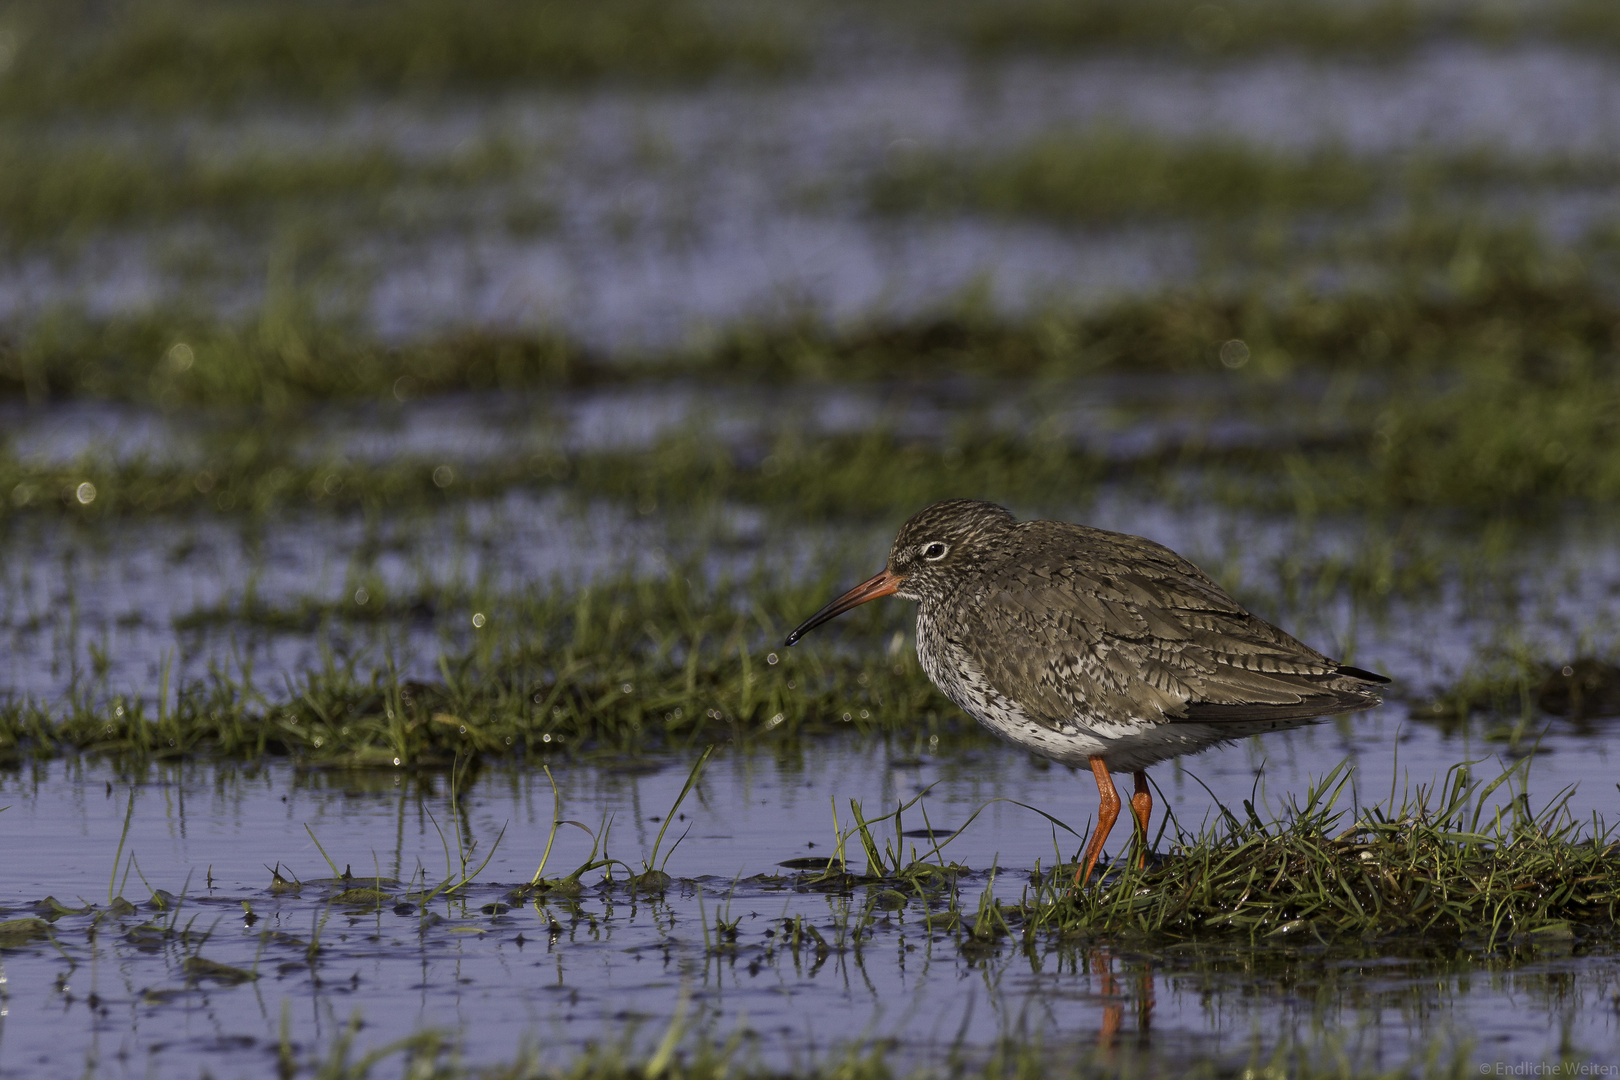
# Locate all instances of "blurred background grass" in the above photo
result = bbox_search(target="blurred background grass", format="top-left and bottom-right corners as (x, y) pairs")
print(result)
(5, 0), (1620, 761)
(0, 0), (801, 111)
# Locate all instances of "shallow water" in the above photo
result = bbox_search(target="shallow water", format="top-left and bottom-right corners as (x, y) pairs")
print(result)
(1, 716), (1617, 1078)
(5, 17), (1620, 1075)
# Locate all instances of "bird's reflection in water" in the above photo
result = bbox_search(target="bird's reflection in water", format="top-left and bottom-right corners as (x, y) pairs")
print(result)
(1089, 947), (1154, 1050)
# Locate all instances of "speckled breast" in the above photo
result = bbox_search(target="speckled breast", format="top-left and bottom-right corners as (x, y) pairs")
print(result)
(913, 606), (1109, 766)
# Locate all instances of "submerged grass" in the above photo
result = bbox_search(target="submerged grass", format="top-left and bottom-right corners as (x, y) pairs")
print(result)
(5, 758), (1579, 1079)
(305, 1026), (1483, 1080)
(0, 0), (800, 114)
(4, 850), (1498, 1080)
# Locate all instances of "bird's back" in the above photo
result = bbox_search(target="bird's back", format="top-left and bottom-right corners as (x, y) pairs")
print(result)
(931, 520), (1385, 736)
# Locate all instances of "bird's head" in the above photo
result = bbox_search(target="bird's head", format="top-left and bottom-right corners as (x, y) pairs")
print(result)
(784, 499), (1016, 646)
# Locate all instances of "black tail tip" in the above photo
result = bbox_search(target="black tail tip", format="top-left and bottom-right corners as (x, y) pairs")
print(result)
(1337, 664), (1391, 685)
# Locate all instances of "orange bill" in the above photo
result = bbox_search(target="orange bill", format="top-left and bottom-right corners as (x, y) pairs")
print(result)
(783, 568), (904, 646)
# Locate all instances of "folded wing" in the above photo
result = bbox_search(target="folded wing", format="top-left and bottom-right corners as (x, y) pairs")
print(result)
(959, 522), (1386, 729)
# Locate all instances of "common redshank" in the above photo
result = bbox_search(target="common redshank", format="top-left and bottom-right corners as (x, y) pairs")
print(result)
(784, 499), (1388, 884)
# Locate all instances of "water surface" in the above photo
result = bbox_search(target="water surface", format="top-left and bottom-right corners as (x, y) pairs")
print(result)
(1, 723), (1617, 1078)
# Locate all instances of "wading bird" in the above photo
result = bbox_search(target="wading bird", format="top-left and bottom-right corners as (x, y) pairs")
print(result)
(785, 499), (1387, 884)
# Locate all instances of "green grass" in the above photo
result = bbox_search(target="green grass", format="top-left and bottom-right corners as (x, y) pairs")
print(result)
(5, 362), (1620, 525)
(0, 307), (587, 408)
(1414, 645), (1620, 733)
(702, 218), (1620, 382)
(812, 759), (1620, 946)
(0, 132), (530, 245)
(0, 420), (1123, 522)
(0, 515), (1593, 768)
(869, 131), (1620, 227)
(0, 0), (800, 114)
(935, 0), (1450, 56)
(1, 219), (1611, 399)
(8, 122), (1614, 256)
(7, 352), (1620, 524)
(900, 0), (1620, 59)
(871, 131), (1378, 224)
(0, 564), (957, 767)
(13, 0), (1620, 125)
(1039, 759), (1620, 943)
(1252, 354), (1620, 514)
(4, 221), (1620, 526)
(0, 432), (559, 519)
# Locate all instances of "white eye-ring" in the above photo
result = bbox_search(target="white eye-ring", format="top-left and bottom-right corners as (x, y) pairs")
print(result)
(921, 541), (949, 561)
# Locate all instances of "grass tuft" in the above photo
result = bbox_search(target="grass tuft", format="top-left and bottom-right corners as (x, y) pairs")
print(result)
(1035, 759), (1620, 944)
(795, 760), (1620, 946)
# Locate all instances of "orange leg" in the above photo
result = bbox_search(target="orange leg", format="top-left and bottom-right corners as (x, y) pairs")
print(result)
(1130, 771), (1152, 868)
(1075, 755), (1121, 886)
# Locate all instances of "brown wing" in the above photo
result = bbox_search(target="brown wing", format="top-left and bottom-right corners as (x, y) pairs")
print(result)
(957, 521), (1385, 729)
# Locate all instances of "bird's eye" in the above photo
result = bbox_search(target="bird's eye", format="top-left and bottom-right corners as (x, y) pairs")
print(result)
(921, 541), (948, 561)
